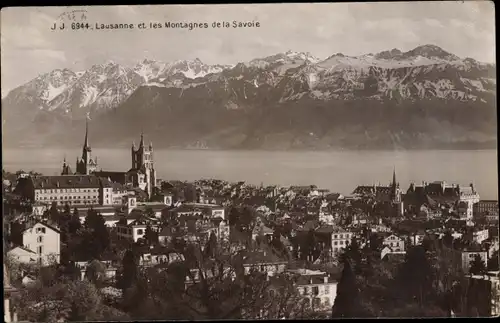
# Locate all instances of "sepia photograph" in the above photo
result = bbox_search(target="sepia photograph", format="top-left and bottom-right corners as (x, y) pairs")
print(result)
(1, 2), (498, 320)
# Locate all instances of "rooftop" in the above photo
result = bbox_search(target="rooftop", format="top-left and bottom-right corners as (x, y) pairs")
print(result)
(33, 175), (103, 189)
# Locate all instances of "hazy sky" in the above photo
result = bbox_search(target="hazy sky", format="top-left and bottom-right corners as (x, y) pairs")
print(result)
(1, 2), (495, 95)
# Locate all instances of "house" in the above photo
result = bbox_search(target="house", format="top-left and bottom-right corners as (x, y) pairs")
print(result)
(383, 234), (405, 252)
(115, 216), (160, 242)
(8, 221), (61, 266)
(168, 202), (226, 220)
(473, 200), (499, 219)
(137, 245), (184, 267)
(473, 229), (490, 244)
(7, 246), (38, 264)
(242, 250), (287, 276)
(380, 246), (406, 260)
(287, 269), (339, 311)
(75, 259), (119, 282)
(407, 231), (426, 246)
(460, 248), (489, 272)
(330, 228), (353, 257)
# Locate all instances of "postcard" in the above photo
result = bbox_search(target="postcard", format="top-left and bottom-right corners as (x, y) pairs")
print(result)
(2, 2), (498, 320)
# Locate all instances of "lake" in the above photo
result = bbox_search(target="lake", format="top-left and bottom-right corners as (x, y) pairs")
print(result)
(2, 148), (498, 200)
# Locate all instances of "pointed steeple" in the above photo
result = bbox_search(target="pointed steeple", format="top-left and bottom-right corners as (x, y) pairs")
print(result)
(84, 118), (89, 149)
(392, 166), (397, 187)
(139, 129), (144, 148)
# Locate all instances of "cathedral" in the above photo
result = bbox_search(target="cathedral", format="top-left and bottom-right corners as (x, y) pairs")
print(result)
(352, 168), (404, 217)
(128, 132), (157, 198)
(64, 119), (99, 175)
(61, 120), (158, 199)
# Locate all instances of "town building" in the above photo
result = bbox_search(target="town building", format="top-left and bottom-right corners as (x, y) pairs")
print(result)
(330, 228), (353, 256)
(287, 268), (338, 311)
(242, 250), (287, 276)
(472, 229), (490, 244)
(29, 175), (109, 206)
(474, 200), (499, 225)
(8, 221), (61, 266)
(352, 169), (404, 216)
(74, 119), (99, 175)
(382, 234), (405, 252)
(128, 132), (157, 198)
(474, 200), (499, 217)
(405, 181), (480, 220)
(460, 248), (489, 273)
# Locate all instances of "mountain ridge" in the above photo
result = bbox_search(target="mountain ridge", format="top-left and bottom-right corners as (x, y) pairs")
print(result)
(2, 44), (496, 150)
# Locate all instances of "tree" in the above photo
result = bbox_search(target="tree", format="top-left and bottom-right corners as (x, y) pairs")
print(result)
(139, 236), (315, 320)
(49, 202), (60, 223)
(83, 209), (109, 258)
(442, 231), (454, 249)
(68, 208), (81, 235)
(394, 246), (435, 308)
(487, 250), (499, 271)
(204, 231), (218, 259)
(117, 249), (138, 293)
(343, 237), (362, 274)
(144, 224), (158, 246)
(332, 259), (362, 318)
(13, 278), (129, 322)
(469, 254), (487, 275)
(85, 259), (106, 287)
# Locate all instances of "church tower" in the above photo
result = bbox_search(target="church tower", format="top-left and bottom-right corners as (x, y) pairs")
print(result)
(131, 131), (157, 198)
(390, 167), (403, 216)
(61, 156), (73, 175)
(76, 119), (98, 175)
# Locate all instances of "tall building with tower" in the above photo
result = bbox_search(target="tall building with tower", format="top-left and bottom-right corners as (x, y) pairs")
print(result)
(352, 168), (404, 216)
(128, 132), (157, 198)
(75, 119), (98, 175)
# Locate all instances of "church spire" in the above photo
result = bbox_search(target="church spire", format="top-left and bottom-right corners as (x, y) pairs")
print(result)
(392, 166), (396, 187)
(139, 129), (144, 148)
(84, 118), (89, 149)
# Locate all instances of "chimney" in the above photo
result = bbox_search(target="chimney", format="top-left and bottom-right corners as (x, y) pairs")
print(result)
(324, 276), (328, 284)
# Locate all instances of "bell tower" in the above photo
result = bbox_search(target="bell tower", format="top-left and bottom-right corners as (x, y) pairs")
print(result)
(131, 131), (157, 198)
(76, 118), (98, 175)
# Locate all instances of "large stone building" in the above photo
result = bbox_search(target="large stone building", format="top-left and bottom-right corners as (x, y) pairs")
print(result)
(28, 175), (113, 206)
(129, 132), (157, 198)
(352, 169), (404, 216)
(405, 181), (480, 220)
(73, 119), (99, 175)
(58, 121), (159, 200)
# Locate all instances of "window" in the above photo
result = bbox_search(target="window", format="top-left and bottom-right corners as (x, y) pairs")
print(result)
(37, 246), (43, 254)
(312, 286), (319, 296)
(334, 241), (338, 246)
(37, 236), (43, 243)
(324, 285), (330, 294)
(340, 234), (344, 239)
(334, 235), (338, 239)
(137, 229), (144, 235)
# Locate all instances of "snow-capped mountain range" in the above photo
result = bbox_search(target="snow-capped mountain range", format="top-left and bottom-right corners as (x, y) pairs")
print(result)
(2, 45), (496, 150)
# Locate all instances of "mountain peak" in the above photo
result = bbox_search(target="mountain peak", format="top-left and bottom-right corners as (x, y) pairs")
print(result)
(403, 44), (459, 60)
